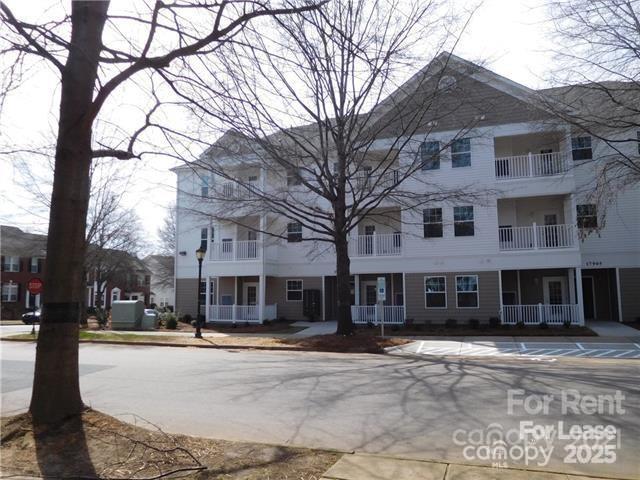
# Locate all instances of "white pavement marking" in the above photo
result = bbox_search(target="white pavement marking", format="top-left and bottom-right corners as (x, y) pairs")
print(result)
(401, 340), (640, 359)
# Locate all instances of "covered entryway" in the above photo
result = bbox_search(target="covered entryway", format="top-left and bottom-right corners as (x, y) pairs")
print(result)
(581, 268), (620, 322)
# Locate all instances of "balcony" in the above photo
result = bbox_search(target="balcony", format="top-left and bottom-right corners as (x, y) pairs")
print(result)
(498, 224), (575, 251)
(349, 233), (402, 257)
(495, 152), (568, 180)
(209, 240), (261, 261)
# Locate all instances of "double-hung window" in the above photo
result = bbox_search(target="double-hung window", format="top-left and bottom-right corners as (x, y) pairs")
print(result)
(456, 275), (479, 308)
(577, 204), (598, 229)
(286, 279), (303, 301)
(420, 141), (440, 170)
(287, 222), (302, 243)
(571, 136), (592, 161)
(200, 228), (208, 250)
(453, 206), (474, 236)
(1, 283), (18, 302)
(30, 257), (40, 273)
(200, 176), (210, 197)
(451, 138), (471, 167)
(425, 276), (446, 308)
(423, 208), (443, 238)
(2, 256), (19, 272)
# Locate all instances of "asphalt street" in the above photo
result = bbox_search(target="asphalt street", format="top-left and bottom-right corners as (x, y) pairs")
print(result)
(1, 342), (639, 479)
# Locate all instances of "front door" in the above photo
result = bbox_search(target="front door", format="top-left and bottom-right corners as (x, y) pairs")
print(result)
(362, 283), (377, 305)
(543, 276), (567, 305)
(243, 282), (258, 306)
(582, 276), (596, 320)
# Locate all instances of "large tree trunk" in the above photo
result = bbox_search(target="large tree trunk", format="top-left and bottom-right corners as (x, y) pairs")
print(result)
(335, 234), (354, 335)
(29, 1), (109, 425)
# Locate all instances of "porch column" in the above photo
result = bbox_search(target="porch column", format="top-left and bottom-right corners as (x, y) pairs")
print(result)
(575, 267), (585, 325)
(516, 270), (522, 304)
(260, 213), (266, 260)
(321, 275), (326, 321)
(354, 274), (360, 305)
(615, 268), (623, 322)
(258, 274), (266, 322)
(498, 270), (503, 317)
(569, 193), (579, 247)
(568, 268), (576, 304)
(402, 272), (406, 321)
(205, 275), (211, 322)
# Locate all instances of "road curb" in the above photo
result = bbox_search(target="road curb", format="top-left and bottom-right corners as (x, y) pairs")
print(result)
(0, 337), (387, 354)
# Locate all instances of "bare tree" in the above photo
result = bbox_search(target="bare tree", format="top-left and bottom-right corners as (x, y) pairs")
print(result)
(157, 203), (176, 257)
(541, 0), (640, 200)
(0, 0), (324, 424)
(169, 0), (488, 335)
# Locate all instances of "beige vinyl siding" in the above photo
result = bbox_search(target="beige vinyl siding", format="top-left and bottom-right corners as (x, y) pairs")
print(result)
(620, 268), (640, 323)
(405, 271), (500, 324)
(218, 277), (235, 303)
(266, 276), (322, 321)
(175, 278), (198, 317)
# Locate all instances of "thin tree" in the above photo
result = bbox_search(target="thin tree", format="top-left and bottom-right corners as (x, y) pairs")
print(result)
(0, 0), (324, 424)
(168, 0), (488, 335)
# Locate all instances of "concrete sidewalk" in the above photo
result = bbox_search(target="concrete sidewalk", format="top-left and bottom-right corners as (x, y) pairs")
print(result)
(322, 454), (626, 480)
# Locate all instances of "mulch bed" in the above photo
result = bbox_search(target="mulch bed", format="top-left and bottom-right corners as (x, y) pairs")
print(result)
(0, 409), (341, 479)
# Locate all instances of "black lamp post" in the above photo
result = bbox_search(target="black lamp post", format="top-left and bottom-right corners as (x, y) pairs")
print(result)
(195, 247), (206, 339)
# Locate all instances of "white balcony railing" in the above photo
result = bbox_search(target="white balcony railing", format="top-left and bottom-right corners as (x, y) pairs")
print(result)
(501, 304), (581, 325)
(495, 152), (568, 180)
(499, 224), (575, 251)
(354, 170), (400, 190)
(351, 305), (405, 324)
(209, 240), (261, 261)
(207, 304), (277, 323)
(349, 233), (402, 257)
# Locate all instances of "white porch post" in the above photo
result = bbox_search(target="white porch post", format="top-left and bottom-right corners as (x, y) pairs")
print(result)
(354, 274), (360, 305)
(321, 275), (326, 321)
(576, 267), (585, 325)
(616, 268), (623, 322)
(568, 268), (576, 304)
(205, 275), (211, 322)
(233, 276), (238, 322)
(516, 270), (522, 304)
(498, 270), (503, 322)
(402, 272), (406, 321)
(258, 274), (266, 322)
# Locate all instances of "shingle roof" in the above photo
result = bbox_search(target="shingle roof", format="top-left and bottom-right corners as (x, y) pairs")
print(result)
(0, 225), (47, 257)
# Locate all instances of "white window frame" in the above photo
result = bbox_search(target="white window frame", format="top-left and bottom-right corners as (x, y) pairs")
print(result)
(455, 275), (479, 309)
(571, 136), (592, 161)
(576, 204), (598, 229)
(424, 276), (447, 309)
(200, 227), (208, 250)
(423, 208), (443, 238)
(200, 175), (210, 197)
(1, 283), (18, 302)
(287, 222), (303, 243)
(453, 206), (474, 237)
(420, 141), (440, 171)
(3, 256), (19, 272)
(286, 279), (303, 302)
(451, 138), (471, 168)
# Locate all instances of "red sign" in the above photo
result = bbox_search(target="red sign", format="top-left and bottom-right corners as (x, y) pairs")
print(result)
(27, 278), (43, 295)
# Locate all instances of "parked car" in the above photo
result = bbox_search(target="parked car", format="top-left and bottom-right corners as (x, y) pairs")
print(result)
(22, 309), (41, 325)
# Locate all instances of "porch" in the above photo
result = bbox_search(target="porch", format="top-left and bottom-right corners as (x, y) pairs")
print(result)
(349, 209), (402, 257)
(499, 268), (585, 325)
(202, 275), (276, 324)
(208, 215), (264, 261)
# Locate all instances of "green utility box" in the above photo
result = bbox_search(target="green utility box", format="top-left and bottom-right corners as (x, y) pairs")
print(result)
(111, 300), (144, 330)
(141, 309), (159, 330)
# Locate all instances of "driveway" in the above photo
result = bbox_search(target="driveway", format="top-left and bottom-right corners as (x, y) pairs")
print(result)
(1, 342), (638, 479)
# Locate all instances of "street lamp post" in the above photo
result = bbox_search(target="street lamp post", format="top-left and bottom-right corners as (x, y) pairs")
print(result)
(195, 247), (206, 339)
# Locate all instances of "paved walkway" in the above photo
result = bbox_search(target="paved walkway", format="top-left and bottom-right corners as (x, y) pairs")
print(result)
(391, 339), (640, 359)
(290, 320), (337, 337)
(587, 320), (640, 337)
(322, 454), (623, 480)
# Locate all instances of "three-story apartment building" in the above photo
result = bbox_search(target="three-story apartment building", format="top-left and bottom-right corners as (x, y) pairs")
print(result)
(173, 55), (640, 327)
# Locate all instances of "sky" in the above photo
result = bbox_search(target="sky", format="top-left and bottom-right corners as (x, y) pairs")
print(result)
(0, 0), (556, 252)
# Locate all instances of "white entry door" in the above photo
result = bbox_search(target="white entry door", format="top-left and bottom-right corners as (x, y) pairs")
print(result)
(243, 282), (258, 305)
(543, 277), (567, 305)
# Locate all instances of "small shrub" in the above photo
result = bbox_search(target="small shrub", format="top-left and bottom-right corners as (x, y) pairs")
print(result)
(539, 321), (549, 330)
(181, 313), (192, 324)
(516, 321), (525, 329)
(489, 317), (500, 328)
(190, 320), (197, 327)
(563, 319), (572, 329)
(160, 311), (177, 328)
(468, 318), (480, 329)
(366, 321), (375, 329)
(263, 319), (272, 325)
(166, 317), (178, 330)
(278, 316), (287, 322)
(445, 318), (457, 328)
(86, 306), (97, 315)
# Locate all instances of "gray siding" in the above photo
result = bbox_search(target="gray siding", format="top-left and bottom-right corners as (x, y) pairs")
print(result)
(266, 276), (322, 321)
(620, 268), (640, 323)
(175, 278), (198, 317)
(405, 271), (500, 324)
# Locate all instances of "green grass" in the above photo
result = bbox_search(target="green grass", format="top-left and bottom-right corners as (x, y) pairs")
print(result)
(7, 332), (184, 343)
